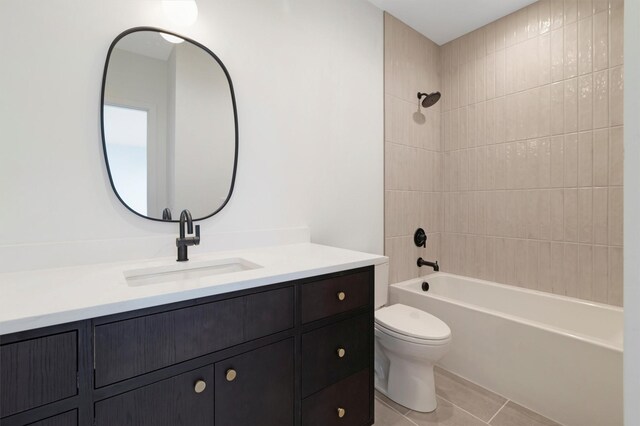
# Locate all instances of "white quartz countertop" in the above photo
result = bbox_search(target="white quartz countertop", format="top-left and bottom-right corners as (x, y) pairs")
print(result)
(0, 243), (387, 335)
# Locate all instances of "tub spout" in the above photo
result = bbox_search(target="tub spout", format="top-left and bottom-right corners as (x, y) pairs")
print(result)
(417, 257), (439, 271)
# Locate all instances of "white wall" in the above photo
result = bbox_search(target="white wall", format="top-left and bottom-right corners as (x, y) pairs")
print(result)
(624, 0), (640, 423)
(0, 0), (384, 271)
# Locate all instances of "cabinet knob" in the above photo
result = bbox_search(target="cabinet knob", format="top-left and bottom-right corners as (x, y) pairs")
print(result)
(337, 348), (346, 358)
(226, 369), (237, 382)
(337, 407), (346, 418)
(194, 380), (206, 394)
(337, 291), (346, 301)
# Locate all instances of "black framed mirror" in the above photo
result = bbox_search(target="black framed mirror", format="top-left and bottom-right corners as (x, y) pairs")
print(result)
(100, 27), (238, 222)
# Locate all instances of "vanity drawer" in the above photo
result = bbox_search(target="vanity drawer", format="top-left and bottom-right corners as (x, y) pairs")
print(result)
(302, 313), (370, 397)
(301, 269), (371, 323)
(302, 369), (370, 426)
(27, 411), (77, 426)
(1, 332), (78, 418)
(94, 365), (214, 426)
(94, 286), (294, 387)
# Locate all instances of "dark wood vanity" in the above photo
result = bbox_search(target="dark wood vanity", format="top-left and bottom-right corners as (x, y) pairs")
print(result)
(0, 266), (374, 426)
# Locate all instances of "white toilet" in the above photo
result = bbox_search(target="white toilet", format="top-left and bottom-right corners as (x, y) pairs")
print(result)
(374, 263), (452, 413)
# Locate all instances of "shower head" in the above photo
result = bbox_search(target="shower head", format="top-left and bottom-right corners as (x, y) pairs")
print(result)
(417, 91), (441, 108)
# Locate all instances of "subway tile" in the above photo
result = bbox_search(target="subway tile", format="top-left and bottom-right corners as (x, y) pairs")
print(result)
(527, 139), (539, 188)
(538, 242), (552, 293)
(593, 0), (609, 13)
(539, 0), (551, 34)
(592, 245), (609, 304)
(563, 21), (578, 78)
(485, 237), (496, 281)
(578, 131), (593, 187)
(476, 58), (486, 103)
(608, 246), (623, 306)
(593, 187), (609, 245)
(563, 243), (579, 297)
(564, 188), (578, 242)
(563, 133), (578, 187)
(538, 138), (551, 188)
(578, 74), (593, 131)
(609, 66), (624, 126)
(551, 0), (564, 30)
(577, 16), (593, 75)
(527, 190), (539, 239)
(495, 17), (506, 51)
(550, 242), (565, 295)
(578, 0), (593, 19)
(516, 92), (528, 141)
(550, 188), (564, 240)
(550, 82), (564, 135)
(515, 239), (528, 287)
(538, 33), (551, 86)
(564, 78), (578, 133)
(486, 22), (496, 54)
(527, 3), (539, 38)
(505, 45), (516, 95)
(517, 7), (529, 43)
(610, 4), (624, 67)
(578, 188), (593, 243)
(609, 126), (623, 186)
(495, 96), (506, 144)
(550, 28), (564, 82)
(564, 0), (578, 24)
(506, 94), (518, 142)
(578, 244), (593, 301)
(608, 186), (623, 246)
(486, 53), (496, 100)
(593, 11), (608, 72)
(593, 70), (609, 129)
(550, 135), (564, 188)
(593, 129), (609, 186)
(495, 49), (505, 97)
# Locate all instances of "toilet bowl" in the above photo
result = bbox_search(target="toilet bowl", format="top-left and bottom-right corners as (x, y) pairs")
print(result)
(374, 303), (451, 413)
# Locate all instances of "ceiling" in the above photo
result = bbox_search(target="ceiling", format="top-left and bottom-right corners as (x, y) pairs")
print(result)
(367, 0), (537, 45)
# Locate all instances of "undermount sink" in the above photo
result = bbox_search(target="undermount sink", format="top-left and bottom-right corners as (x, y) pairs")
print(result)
(124, 258), (262, 287)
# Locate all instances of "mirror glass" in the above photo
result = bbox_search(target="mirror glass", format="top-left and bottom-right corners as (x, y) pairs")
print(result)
(101, 28), (237, 221)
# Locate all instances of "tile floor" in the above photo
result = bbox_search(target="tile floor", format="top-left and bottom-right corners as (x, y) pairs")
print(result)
(374, 367), (561, 426)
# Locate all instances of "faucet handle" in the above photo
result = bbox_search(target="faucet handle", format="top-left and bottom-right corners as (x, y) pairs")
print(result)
(194, 225), (201, 245)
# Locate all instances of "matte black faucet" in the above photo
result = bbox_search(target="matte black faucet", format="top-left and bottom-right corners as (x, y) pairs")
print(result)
(176, 209), (200, 262)
(417, 257), (439, 271)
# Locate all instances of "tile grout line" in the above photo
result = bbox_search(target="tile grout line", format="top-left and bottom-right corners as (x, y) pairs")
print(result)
(487, 399), (510, 424)
(375, 396), (420, 426)
(435, 394), (493, 425)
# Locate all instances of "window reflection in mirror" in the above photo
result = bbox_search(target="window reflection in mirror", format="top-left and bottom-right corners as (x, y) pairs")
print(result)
(101, 28), (237, 222)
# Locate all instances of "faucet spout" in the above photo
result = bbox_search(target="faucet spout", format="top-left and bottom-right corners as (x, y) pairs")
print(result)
(417, 257), (439, 271)
(176, 209), (200, 262)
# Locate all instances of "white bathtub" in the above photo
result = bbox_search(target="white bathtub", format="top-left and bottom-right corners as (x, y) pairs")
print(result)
(389, 272), (623, 426)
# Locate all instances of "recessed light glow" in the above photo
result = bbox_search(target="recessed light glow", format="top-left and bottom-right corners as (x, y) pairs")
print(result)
(160, 32), (185, 44)
(162, 0), (198, 27)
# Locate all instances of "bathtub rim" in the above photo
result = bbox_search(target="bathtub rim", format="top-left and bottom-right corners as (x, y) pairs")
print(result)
(389, 272), (623, 353)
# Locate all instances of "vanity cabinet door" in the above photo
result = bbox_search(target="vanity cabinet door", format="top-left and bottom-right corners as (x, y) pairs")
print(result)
(94, 366), (214, 426)
(214, 338), (294, 426)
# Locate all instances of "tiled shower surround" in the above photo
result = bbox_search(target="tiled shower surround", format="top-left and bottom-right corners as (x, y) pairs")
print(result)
(385, 0), (624, 306)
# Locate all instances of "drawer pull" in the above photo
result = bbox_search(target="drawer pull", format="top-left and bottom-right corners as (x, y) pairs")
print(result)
(337, 407), (346, 418)
(194, 380), (207, 393)
(226, 369), (237, 382)
(337, 291), (346, 301)
(337, 347), (346, 358)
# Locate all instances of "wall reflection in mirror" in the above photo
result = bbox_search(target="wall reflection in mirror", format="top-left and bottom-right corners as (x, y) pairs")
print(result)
(101, 28), (237, 221)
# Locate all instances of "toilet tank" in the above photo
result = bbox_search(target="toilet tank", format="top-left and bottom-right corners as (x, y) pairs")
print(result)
(374, 261), (389, 309)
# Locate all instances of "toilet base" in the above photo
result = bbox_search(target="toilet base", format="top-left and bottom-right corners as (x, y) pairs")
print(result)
(375, 356), (438, 413)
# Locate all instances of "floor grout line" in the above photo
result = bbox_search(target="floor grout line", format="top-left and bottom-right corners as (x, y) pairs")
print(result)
(487, 399), (510, 424)
(375, 395), (419, 425)
(435, 394), (493, 425)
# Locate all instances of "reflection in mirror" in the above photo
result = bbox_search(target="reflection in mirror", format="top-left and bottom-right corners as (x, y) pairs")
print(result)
(101, 28), (237, 221)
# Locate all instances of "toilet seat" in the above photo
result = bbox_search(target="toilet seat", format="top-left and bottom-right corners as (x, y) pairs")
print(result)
(375, 304), (451, 345)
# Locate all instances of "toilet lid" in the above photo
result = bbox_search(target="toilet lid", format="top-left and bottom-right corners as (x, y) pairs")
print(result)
(375, 304), (451, 341)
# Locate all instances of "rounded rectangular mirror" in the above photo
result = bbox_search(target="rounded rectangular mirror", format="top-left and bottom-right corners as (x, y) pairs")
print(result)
(101, 27), (238, 221)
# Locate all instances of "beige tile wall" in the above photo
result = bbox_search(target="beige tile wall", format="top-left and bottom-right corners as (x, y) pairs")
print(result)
(439, 0), (624, 305)
(384, 13), (442, 284)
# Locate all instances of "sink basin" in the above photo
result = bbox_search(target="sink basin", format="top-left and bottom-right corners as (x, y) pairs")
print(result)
(124, 258), (262, 286)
